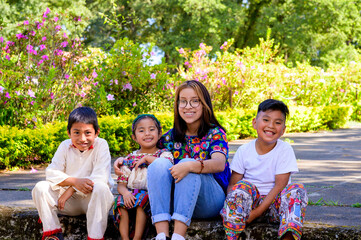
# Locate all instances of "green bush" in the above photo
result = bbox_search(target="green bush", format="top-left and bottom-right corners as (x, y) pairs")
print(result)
(0, 106), (352, 169)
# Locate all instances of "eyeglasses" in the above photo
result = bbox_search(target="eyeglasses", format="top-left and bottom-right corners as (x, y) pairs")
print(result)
(178, 99), (201, 108)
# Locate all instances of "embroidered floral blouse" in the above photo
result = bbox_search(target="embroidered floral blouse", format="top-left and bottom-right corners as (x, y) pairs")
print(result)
(159, 126), (231, 192)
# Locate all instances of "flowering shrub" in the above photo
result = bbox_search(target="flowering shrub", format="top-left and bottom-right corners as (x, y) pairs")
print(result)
(0, 8), (85, 127)
(0, 9), (177, 128)
(178, 38), (361, 112)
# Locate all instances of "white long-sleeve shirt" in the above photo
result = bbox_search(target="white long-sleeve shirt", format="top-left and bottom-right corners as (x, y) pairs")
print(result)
(46, 137), (114, 193)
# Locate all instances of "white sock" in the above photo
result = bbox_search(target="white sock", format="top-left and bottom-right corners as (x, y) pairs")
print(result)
(156, 232), (167, 240)
(171, 233), (185, 240)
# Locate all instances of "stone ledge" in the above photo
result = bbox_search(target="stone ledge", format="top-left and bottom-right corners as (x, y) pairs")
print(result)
(1, 206), (361, 240)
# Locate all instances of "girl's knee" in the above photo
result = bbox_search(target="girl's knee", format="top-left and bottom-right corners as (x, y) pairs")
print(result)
(148, 157), (172, 173)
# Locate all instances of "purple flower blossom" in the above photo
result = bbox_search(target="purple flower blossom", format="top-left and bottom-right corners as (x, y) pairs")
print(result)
(28, 89), (36, 98)
(41, 55), (49, 60)
(133, 102), (137, 107)
(60, 41), (68, 48)
(37, 22), (43, 30)
(55, 25), (61, 31)
(220, 41), (228, 50)
(234, 91), (239, 95)
(63, 32), (68, 38)
(122, 71), (127, 76)
(0, 36), (3, 42)
(150, 73), (156, 79)
(93, 82), (98, 86)
(30, 101), (34, 105)
(5, 92), (10, 99)
(43, 8), (50, 18)
(15, 91), (20, 96)
(114, 79), (118, 85)
(50, 92), (54, 99)
(24, 20), (29, 25)
(92, 70), (98, 79)
(54, 16), (59, 22)
(178, 48), (185, 54)
(0, 86), (4, 93)
(106, 94), (115, 101)
(41, 36), (47, 42)
(5, 55), (10, 61)
(199, 43), (206, 49)
(38, 60), (43, 65)
(80, 92), (86, 97)
(16, 33), (24, 39)
(64, 74), (69, 79)
(54, 49), (63, 56)
(122, 83), (132, 91)
(39, 45), (46, 51)
(30, 31), (36, 36)
(26, 45), (33, 52)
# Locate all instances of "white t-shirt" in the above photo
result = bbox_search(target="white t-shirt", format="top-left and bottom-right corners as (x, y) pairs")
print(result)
(230, 139), (298, 195)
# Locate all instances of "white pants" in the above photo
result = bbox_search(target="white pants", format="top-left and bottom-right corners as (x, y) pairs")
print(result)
(32, 181), (114, 239)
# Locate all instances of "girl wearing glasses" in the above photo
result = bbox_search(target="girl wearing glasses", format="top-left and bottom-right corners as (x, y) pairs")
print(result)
(146, 80), (230, 240)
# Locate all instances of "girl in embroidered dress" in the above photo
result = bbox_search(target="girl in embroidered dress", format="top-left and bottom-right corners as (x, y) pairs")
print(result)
(113, 114), (173, 240)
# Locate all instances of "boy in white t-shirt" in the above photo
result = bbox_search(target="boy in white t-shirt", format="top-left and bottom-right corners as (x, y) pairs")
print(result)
(32, 107), (114, 240)
(220, 99), (308, 240)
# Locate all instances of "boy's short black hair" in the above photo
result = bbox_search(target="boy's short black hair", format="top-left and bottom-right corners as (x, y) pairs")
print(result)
(257, 99), (289, 118)
(67, 107), (99, 133)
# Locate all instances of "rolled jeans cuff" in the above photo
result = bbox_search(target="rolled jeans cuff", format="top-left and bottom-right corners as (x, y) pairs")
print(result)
(172, 213), (191, 226)
(151, 213), (171, 224)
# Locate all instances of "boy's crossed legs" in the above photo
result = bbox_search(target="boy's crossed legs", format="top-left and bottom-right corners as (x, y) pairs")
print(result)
(32, 181), (113, 240)
(221, 180), (308, 240)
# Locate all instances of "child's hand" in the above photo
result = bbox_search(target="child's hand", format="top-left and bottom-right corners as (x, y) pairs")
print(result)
(169, 161), (191, 183)
(133, 156), (148, 170)
(114, 157), (125, 176)
(58, 187), (75, 211)
(122, 191), (136, 208)
(73, 178), (94, 194)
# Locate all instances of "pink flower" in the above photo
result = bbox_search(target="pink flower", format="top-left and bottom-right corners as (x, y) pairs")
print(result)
(24, 20), (29, 25)
(41, 36), (47, 41)
(106, 94), (115, 101)
(50, 92), (54, 99)
(5, 92), (10, 99)
(93, 82), (98, 86)
(80, 92), (86, 97)
(199, 43), (206, 49)
(0, 86), (4, 93)
(64, 74), (69, 79)
(30, 31), (36, 36)
(220, 41), (228, 50)
(54, 49), (63, 56)
(55, 25), (61, 31)
(5, 55), (10, 61)
(340, 89), (345, 93)
(39, 45), (46, 51)
(234, 91), (239, 95)
(32, 50), (37, 55)
(178, 48), (185, 54)
(150, 73), (156, 79)
(114, 79), (118, 85)
(30, 101), (34, 105)
(133, 102), (137, 107)
(242, 79), (245, 83)
(54, 16), (59, 22)
(60, 41), (68, 48)
(26, 45), (33, 52)
(16, 33), (24, 39)
(43, 8), (50, 18)
(63, 32), (68, 38)
(41, 55), (49, 60)
(37, 22), (43, 30)
(30, 167), (38, 173)
(122, 83), (132, 91)
(15, 91), (20, 96)
(38, 60), (43, 65)
(28, 89), (36, 98)
(0, 36), (3, 42)
(92, 70), (98, 78)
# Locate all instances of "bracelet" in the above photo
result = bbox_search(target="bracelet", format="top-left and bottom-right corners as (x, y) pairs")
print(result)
(197, 159), (204, 174)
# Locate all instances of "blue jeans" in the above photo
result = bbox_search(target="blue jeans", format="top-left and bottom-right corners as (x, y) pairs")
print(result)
(147, 157), (225, 226)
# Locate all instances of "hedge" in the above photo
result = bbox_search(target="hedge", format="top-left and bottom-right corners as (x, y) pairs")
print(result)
(0, 105), (353, 169)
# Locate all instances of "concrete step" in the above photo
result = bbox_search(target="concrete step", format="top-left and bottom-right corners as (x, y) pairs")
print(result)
(1, 206), (361, 240)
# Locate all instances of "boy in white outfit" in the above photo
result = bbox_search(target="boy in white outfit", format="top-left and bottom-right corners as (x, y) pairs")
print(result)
(32, 107), (114, 240)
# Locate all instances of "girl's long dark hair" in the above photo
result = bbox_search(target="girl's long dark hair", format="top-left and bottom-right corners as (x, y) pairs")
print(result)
(173, 80), (226, 142)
